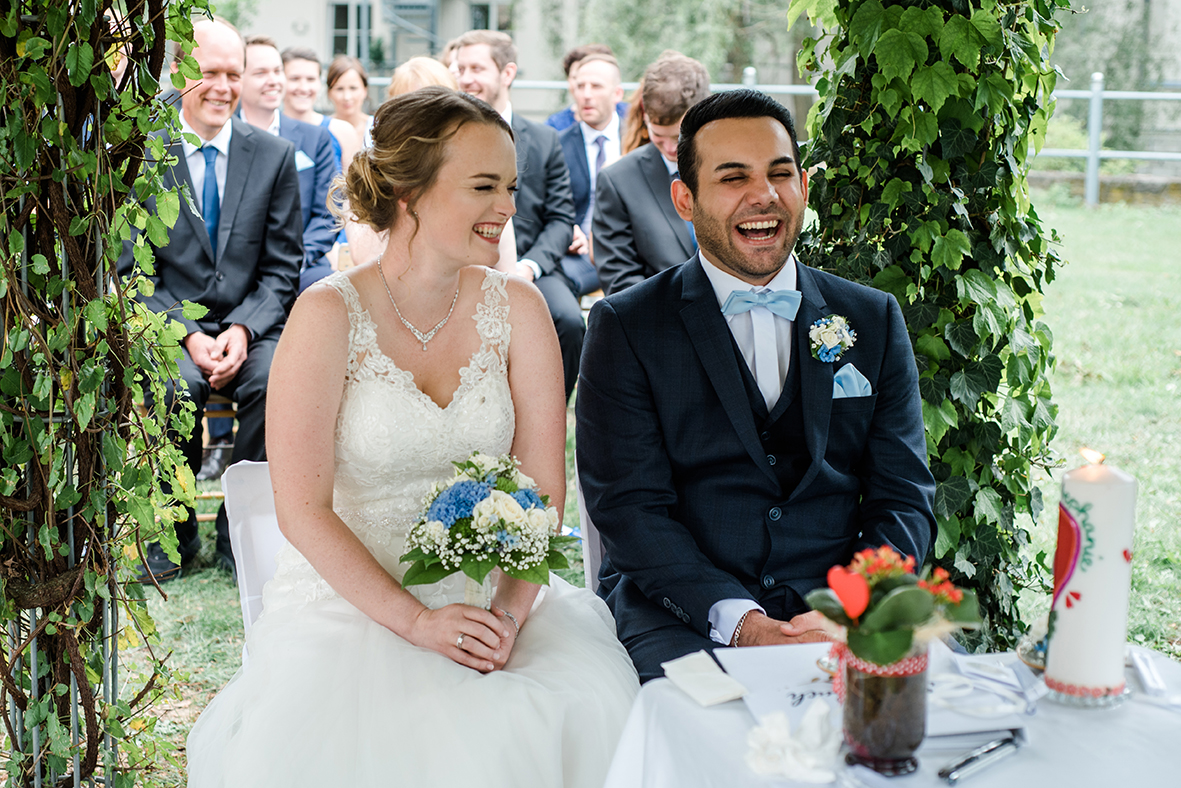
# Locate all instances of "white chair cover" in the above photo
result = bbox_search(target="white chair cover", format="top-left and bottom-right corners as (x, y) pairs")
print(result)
(221, 460), (288, 635)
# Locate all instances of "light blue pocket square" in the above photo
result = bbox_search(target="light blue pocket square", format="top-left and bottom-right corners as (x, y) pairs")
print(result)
(294, 150), (315, 172)
(833, 364), (872, 398)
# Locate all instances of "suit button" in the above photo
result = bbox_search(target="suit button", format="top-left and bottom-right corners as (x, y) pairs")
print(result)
(767, 454), (777, 466)
(760, 431), (771, 442)
(768, 507), (781, 521)
(215, 272), (224, 281)
(762, 575), (775, 589)
(662, 598), (671, 609)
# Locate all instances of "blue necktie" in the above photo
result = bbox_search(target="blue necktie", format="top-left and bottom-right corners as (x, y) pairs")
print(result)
(671, 170), (697, 251)
(202, 145), (220, 258)
(721, 288), (803, 321)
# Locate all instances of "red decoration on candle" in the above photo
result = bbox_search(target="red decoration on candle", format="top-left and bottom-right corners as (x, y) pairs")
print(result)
(1123, 549), (1133, 563)
(1053, 504), (1081, 610)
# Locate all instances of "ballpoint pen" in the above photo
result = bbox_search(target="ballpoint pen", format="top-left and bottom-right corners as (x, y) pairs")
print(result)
(937, 735), (1020, 784)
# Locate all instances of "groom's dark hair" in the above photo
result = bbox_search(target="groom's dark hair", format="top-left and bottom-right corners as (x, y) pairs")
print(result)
(676, 89), (800, 195)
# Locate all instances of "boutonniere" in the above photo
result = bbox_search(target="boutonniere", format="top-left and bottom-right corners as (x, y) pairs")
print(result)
(809, 315), (856, 363)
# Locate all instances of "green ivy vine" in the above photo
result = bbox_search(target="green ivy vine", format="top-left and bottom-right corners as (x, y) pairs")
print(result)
(1, 0), (211, 783)
(789, 0), (1067, 649)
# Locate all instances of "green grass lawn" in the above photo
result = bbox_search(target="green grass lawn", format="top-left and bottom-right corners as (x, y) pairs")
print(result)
(126, 192), (1180, 781)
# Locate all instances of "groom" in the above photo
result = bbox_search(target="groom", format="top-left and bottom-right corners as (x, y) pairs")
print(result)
(576, 90), (936, 682)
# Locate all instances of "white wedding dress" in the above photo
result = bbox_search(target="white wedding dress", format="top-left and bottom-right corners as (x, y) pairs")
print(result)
(186, 269), (639, 787)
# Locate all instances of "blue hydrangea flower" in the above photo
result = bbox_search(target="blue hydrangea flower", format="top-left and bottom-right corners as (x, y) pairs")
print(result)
(818, 344), (841, 363)
(427, 480), (491, 527)
(511, 489), (544, 511)
(495, 529), (520, 549)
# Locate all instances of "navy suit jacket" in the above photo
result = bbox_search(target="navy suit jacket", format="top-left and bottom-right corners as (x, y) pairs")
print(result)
(558, 118), (625, 227)
(592, 144), (696, 295)
(115, 117), (303, 339)
(510, 113), (575, 275)
(576, 255), (935, 648)
(277, 113), (340, 268)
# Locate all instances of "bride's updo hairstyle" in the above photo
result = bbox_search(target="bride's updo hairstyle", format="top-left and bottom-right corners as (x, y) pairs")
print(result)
(334, 86), (513, 235)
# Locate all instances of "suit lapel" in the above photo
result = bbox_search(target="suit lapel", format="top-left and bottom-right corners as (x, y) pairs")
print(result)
(166, 135), (215, 262)
(789, 261), (834, 501)
(640, 147), (694, 258)
(568, 125), (590, 195)
(218, 119), (257, 264)
(679, 257), (778, 487)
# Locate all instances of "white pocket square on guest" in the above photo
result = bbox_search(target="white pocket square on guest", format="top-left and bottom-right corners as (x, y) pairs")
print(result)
(294, 150), (315, 171)
(833, 364), (872, 399)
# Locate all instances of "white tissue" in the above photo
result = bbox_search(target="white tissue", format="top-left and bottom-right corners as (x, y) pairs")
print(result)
(746, 700), (841, 784)
(661, 650), (748, 706)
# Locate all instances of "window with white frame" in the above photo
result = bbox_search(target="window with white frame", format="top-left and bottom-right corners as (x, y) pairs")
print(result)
(330, 2), (372, 60)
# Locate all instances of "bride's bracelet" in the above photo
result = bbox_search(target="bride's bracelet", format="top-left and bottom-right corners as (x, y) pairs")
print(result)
(502, 610), (520, 637)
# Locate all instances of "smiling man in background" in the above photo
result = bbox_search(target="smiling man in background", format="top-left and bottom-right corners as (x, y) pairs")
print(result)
(119, 18), (303, 582)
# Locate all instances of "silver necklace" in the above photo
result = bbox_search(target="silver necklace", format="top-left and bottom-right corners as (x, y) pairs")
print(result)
(375, 256), (460, 351)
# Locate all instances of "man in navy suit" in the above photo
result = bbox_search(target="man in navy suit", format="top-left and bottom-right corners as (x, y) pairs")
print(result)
(576, 90), (935, 682)
(240, 35), (339, 292)
(558, 53), (625, 295)
(118, 19), (303, 580)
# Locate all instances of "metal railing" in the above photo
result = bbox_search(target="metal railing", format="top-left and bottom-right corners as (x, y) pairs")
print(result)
(373, 69), (1181, 206)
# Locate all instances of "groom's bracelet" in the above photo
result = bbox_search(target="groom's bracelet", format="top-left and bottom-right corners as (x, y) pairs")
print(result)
(502, 610), (520, 637)
(731, 610), (754, 647)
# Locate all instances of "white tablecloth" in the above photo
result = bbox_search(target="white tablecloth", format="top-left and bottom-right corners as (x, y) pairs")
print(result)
(603, 646), (1181, 787)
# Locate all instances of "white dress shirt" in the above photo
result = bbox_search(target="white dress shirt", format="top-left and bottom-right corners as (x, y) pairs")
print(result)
(698, 251), (800, 645)
(178, 114), (232, 208)
(580, 111), (621, 194)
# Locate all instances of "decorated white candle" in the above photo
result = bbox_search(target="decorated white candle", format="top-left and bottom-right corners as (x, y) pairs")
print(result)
(1044, 449), (1137, 702)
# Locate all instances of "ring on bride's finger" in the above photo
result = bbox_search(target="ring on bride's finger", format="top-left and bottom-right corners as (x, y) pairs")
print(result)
(457, 634), (465, 649)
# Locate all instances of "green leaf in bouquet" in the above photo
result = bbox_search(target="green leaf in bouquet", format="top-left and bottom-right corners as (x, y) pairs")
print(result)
(943, 590), (983, 626)
(549, 535), (580, 550)
(400, 546), (428, 563)
(804, 588), (853, 626)
(401, 560), (454, 587)
(872, 573), (919, 595)
(502, 561), (550, 585)
(859, 586), (935, 633)
(847, 628), (915, 666)
(546, 547), (569, 570)
(461, 553), (498, 584)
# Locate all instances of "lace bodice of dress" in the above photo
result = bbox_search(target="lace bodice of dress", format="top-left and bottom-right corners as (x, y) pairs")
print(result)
(263, 268), (515, 612)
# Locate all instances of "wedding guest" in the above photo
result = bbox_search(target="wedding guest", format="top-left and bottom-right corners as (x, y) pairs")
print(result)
(186, 86), (638, 786)
(620, 78), (648, 154)
(387, 55), (456, 97)
(241, 36), (340, 292)
(545, 43), (628, 132)
(557, 53), (626, 295)
(454, 30), (582, 401)
(593, 51), (710, 295)
(327, 55), (373, 150)
(117, 18), (303, 581)
(578, 89), (936, 683)
(282, 47), (360, 171)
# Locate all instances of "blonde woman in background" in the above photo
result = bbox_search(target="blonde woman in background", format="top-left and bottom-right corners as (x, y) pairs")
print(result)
(348, 56), (516, 271)
(328, 55), (374, 150)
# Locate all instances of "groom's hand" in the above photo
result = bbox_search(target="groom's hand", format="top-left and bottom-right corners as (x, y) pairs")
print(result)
(738, 610), (835, 647)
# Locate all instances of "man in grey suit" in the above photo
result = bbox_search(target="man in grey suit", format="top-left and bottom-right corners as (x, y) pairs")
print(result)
(455, 30), (582, 400)
(593, 53), (711, 295)
(118, 18), (303, 580)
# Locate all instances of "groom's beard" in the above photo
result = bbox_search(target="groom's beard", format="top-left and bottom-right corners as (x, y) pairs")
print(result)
(691, 202), (805, 282)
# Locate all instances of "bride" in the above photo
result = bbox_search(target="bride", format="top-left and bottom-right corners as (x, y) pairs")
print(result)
(186, 87), (639, 786)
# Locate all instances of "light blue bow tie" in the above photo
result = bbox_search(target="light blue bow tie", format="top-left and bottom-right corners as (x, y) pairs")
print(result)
(720, 289), (802, 321)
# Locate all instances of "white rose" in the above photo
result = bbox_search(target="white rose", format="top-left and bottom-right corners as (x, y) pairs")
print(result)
(526, 507), (551, 536)
(546, 506), (560, 530)
(489, 490), (527, 525)
(809, 324), (824, 343)
(514, 470), (536, 491)
(819, 327), (841, 347)
(470, 497), (500, 532)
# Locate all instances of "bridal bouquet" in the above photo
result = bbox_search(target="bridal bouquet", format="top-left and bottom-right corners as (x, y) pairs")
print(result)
(400, 453), (576, 591)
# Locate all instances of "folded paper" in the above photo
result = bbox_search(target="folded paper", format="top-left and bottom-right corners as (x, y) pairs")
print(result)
(661, 650), (747, 707)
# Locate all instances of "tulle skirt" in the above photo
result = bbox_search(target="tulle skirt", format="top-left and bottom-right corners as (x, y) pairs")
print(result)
(186, 575), (639, 787)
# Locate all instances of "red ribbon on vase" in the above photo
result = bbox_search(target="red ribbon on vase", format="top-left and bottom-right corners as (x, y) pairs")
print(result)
(831, 643), (929, 703)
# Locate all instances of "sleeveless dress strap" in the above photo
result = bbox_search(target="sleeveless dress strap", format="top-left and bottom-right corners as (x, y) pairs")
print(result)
(473, 268), (511, 377)
(321, 272), (378, 380)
